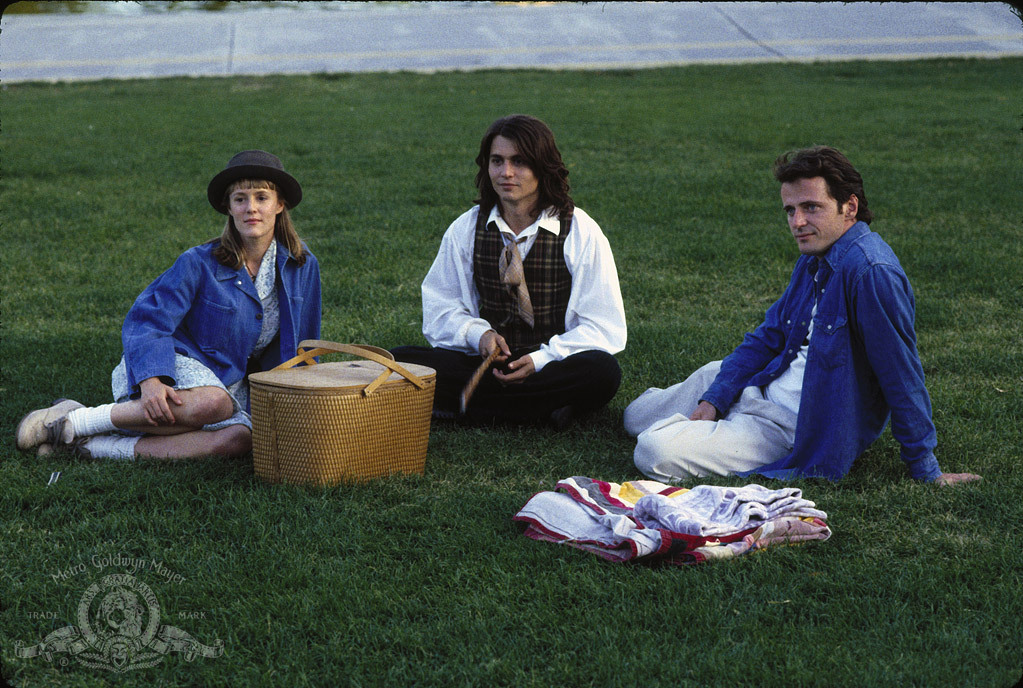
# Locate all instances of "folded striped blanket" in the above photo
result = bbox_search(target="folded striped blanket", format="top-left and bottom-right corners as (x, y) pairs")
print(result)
(512, 476), (831, 565)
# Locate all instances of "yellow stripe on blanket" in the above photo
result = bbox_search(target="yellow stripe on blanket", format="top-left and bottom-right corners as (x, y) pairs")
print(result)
(617, 480), (689, 506)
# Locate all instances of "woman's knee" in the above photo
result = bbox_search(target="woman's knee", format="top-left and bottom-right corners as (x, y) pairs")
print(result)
(184, 387), (235, 426)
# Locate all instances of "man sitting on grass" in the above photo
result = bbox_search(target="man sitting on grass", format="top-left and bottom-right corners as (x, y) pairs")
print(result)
(625, 146), (981, 486)
(392, 114), (626, 429)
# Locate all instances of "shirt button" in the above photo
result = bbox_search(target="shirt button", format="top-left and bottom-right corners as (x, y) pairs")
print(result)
(256, 313), (263, 320)
(786, 319), (791, 324)
(236, 280), (242, 286)
(788, 349), (793, 354)
(827, 325), (832, 330)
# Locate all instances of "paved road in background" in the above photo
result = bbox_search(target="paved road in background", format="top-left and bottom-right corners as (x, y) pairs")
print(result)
(1, 1), (1021, 83)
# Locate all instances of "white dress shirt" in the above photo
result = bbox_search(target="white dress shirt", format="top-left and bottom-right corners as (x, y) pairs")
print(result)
(420, 204), (627, 371)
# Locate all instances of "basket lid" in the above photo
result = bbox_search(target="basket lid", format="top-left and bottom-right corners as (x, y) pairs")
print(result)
(249, 360), (435, 392)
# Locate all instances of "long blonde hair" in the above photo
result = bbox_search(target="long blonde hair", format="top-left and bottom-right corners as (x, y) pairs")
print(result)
(211, 179), (307, 268)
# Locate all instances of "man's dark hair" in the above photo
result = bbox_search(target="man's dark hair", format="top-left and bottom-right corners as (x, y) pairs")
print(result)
(773, 146), (874, 224)
(474, 114), (573, 219)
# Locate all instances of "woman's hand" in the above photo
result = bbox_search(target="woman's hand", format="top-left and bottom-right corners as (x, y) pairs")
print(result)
(139, 377), (184, 426)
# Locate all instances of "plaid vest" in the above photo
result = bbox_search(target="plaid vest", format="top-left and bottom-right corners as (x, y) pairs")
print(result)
(473, 206), (573, 350)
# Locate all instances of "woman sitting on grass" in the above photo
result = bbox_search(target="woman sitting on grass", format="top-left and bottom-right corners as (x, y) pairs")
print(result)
(16, 150), (321, 461)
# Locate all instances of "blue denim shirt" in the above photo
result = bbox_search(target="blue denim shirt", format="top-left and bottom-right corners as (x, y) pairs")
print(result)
(121, 240), (321, 403)
(702, 222), (941, 482)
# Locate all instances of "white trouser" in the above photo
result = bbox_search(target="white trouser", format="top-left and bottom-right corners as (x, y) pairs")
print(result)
(624, 361), (798, 482)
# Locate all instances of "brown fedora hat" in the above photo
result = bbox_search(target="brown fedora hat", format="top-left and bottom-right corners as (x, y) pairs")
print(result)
(207, 150), (303, 214)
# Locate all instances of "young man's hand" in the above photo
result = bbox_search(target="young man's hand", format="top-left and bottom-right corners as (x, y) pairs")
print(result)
(935, 472), (982, 486)
(493, 355), (535, 384)
(478, 330), (511, 362)
(689, 401), (719, 421)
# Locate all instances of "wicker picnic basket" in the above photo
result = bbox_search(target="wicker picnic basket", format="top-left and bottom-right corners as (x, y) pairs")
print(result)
(248, 340), (436, 486)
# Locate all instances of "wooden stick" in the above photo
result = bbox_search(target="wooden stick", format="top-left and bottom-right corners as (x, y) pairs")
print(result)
(459, 348), (501, 415)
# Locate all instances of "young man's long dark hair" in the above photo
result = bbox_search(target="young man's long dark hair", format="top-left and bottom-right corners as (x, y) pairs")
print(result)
(773, 146), (874, 224)
(473, 115), (574, 220)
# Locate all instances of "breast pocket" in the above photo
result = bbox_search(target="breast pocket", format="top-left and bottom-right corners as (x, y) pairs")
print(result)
(187, 297), (236, 354)
(812, 314), (849, 369)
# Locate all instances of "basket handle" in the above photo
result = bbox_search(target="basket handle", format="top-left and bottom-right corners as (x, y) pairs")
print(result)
(272, 340), (428, 396)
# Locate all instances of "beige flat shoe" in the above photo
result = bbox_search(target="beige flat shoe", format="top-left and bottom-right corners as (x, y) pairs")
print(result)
(15, 398), (83, 451)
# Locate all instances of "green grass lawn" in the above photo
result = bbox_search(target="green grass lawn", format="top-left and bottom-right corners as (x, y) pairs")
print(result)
(1, 58), (1021, 687)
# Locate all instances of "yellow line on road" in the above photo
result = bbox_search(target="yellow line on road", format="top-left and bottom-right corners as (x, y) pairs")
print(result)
(6, 33), (1021, 69)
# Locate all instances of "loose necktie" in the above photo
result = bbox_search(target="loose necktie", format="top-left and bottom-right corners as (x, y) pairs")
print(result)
(499, 237), (534, 327)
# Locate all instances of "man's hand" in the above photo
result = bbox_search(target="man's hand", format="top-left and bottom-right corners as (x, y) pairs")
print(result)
(689, 400), (719, 421)
(139, 377), (183, 426)
(935, 472), (982, 487)
(478, 330), (511, 362)
(493, 354), (535, 384)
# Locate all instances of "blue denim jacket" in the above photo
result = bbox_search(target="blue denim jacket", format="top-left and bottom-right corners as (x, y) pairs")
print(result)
(702, 222), (941, 482)
(121, 240), (321, 405)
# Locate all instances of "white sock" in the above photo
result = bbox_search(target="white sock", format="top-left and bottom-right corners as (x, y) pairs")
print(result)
(79, 434), (139, 461)
(67, 403), (117, 439)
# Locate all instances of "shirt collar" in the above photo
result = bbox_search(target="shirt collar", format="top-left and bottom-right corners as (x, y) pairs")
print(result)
(487, 205), (562, 238)
(215, 239), (290, 281)
(822, 221), (870, 269)
(275, 239), (297, 264)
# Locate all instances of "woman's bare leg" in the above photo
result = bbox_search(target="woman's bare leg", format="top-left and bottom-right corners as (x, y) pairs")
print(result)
(19, 387), (240, 455)
(109, 386), (235, 436)
(133, 425), (252, 460)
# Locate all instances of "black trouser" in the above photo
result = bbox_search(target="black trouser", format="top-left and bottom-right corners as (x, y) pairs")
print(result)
(390, 346), (621, 424)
